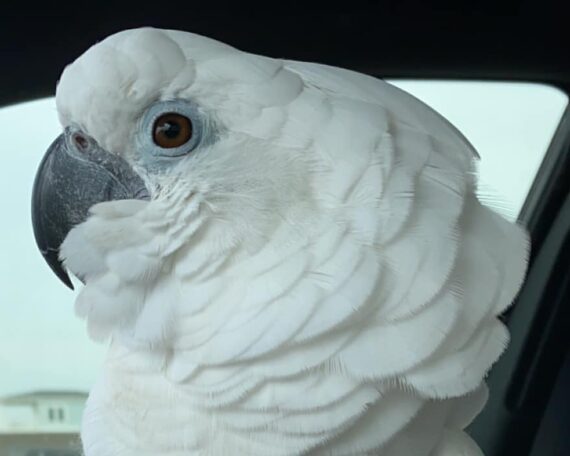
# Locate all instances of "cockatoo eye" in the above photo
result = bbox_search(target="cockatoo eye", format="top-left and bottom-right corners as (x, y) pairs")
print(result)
(137, 99), (212, 160)
(153, 113), (193, 149)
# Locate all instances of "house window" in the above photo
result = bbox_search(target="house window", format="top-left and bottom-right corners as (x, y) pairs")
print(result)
(47, 406), (65, 422)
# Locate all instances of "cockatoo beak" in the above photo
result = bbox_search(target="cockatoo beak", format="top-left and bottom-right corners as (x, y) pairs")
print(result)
(31, 128), (150, 289)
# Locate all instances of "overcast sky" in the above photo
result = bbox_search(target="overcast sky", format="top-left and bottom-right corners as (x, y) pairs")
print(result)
(0, 81), (567, 397)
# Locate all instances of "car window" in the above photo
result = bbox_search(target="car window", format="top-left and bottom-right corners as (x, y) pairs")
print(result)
(0, 82), (567, 455)
(387, 80), (568, 221)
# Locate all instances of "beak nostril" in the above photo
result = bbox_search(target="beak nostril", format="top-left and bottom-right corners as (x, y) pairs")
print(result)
(72, 132), (89, 151)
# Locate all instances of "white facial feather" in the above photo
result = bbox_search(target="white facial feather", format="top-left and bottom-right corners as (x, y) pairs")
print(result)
(56, 27), (530, 455)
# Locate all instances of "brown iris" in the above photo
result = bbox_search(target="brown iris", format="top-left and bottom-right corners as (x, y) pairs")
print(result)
(153, 113), (193, 148)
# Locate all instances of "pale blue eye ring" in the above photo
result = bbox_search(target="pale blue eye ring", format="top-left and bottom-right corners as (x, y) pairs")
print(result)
(137, 100), (205, 158)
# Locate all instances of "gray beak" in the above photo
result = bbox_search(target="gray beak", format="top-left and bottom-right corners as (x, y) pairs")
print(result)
(31, 128), (149, 289)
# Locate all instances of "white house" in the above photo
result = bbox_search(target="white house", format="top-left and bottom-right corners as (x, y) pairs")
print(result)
(0, 390), (86, 434)
(0, 390), (87, 456)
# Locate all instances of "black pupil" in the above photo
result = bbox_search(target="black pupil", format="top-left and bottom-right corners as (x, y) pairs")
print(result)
(161, 121), (181, 138)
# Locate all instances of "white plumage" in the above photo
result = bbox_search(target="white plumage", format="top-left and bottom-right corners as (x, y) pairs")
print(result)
(56, 27), (529, 455)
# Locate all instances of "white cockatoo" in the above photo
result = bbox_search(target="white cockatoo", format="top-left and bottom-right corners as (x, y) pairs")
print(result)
(32, 27), (529, 456)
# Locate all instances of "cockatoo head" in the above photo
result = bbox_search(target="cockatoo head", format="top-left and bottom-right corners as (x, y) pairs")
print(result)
(33, 27), (318, 289)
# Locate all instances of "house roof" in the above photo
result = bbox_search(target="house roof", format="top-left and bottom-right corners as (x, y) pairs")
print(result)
(0, 390), (88, 405)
